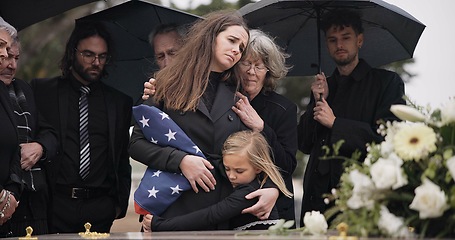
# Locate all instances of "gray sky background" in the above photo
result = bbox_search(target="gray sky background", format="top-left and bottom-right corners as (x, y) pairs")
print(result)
(164, 0), (454, 107)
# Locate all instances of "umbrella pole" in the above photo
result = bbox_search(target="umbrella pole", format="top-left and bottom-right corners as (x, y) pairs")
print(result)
(316, 7), (323, 101)
(316, 6), (321, 74)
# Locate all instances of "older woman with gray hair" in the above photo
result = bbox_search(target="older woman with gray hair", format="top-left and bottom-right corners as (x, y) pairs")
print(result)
(232, 29), (298, 224)
(0, 17), (16, 62)
(0, 16), (21, 237)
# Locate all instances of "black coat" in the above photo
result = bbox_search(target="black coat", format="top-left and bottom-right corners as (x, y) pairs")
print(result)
(250, 90), (297, 221)
(7, 79), (58, 235)
(298, 59), (405, 218)
(0, 81), (21, 198)
(31, 76), (132, 218)
(129, 80), (249, 230)
(152, 180), (279, 231)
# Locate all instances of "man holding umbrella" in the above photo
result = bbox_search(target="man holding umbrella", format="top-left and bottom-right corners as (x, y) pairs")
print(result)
(297, 9), (405, 225)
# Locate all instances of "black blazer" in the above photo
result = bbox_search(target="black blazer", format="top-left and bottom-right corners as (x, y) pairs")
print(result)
(151, 180), (279, 231)
(0, 82), (21, 197)
(129, 80), (248, 229)
(31, 76), (133, 218)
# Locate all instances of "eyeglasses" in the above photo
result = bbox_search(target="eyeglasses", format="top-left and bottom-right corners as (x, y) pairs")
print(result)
(75, 49), (111, 65)
(239, 60), (268, 73)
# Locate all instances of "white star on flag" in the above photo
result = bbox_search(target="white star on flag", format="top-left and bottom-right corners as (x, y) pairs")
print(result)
(193, 146), (202, 154)
(152, 170), (162, 177)
(148, 187), (159, 198)
(159, 112), (170, 120)
(165, 129), (177, 141)
(170, 185), (183, 195)
(139, 116), (150, 127)
(150, 138), (158, 144)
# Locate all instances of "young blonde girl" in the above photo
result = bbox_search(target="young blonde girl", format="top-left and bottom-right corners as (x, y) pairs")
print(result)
(143, 130), (292, 231)
(222, 130), (292, 199)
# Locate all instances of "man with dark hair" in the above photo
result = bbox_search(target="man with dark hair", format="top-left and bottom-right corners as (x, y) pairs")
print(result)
(297, 9), (405, 225)
(31, 21), (132, 233)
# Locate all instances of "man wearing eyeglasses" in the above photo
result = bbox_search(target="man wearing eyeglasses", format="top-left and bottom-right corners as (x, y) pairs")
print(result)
(31, 21), (132, 234)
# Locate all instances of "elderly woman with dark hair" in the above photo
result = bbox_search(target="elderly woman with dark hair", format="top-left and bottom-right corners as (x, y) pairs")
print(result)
(232, 29), (298, 224)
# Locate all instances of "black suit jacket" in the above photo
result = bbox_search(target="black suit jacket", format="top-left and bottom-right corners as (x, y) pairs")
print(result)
(129, 80), (248, 229)
(31, 76), (132, 218)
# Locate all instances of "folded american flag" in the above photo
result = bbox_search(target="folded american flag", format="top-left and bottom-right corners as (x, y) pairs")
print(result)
(132, 104), (206, 215)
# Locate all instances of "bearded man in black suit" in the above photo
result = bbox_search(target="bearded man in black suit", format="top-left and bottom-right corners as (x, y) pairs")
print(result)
(31, 21), (132, 234)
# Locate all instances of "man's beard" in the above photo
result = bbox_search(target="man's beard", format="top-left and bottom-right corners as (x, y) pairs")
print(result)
(334, 55), (355, 67)
(73, 60), (103, 83)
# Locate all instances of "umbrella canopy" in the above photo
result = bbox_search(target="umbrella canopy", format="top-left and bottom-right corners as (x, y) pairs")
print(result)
(0, 0), (99, 31)
(77, 0), (201, 104)
(239, 0), (426, 76)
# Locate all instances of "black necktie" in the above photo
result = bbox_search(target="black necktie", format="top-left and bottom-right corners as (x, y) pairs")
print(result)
(79, 85), (90, 180)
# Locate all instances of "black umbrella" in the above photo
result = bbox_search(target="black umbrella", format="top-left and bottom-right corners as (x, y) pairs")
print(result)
(77, 0), (201, 104)
(239, 0), (425, 76)
(0, 0), (100, 31)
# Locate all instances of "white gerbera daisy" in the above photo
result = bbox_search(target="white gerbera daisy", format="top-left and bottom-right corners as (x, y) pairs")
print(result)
(393, 123), (437, 161)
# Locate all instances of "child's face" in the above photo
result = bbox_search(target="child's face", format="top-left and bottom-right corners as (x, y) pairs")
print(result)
(223, 153), (261, 188)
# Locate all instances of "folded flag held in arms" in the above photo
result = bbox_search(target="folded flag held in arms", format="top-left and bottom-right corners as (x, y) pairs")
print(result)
(132, 104), (206, 215)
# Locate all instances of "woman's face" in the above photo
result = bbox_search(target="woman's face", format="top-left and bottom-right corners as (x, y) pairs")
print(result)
(211, 25), (248, 73)
(238, 57), (268, 99)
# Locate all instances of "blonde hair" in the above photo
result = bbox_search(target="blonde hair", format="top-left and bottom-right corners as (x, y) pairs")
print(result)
(153, 10), (249, 111)
(222, 130), (292, 198)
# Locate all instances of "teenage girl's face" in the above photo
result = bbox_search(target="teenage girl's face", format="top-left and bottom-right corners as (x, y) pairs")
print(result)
(211, 25), (248, 73)
(223, 153), (261, 188)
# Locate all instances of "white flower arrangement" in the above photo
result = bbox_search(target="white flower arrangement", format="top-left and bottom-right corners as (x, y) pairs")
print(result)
(324, 97), (455, 238)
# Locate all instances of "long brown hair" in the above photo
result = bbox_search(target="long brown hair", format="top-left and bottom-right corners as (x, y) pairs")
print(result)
(153, 10), (249, 111)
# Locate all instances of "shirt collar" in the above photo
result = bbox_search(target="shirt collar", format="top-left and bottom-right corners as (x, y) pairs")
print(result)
(333, 58), (372, 82)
